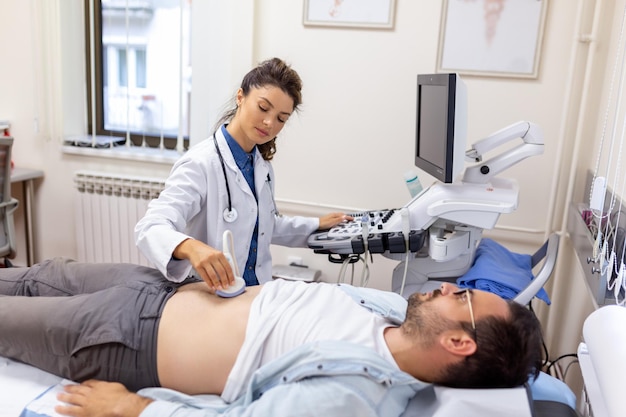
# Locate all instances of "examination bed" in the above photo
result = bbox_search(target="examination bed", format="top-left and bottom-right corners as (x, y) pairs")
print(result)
(0, 356), (578, 417)
(0, 235), (579, 416)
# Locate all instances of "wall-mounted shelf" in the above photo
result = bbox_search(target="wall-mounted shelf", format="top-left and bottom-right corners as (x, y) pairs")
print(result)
(568, 172), (625, 308)
(568, 202), (614, 308)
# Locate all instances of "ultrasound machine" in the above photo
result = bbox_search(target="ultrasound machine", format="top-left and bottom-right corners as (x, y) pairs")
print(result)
(307, 73), (545, 296)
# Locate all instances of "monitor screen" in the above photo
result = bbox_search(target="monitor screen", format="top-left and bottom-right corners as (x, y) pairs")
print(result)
(415, 73), (467, 183)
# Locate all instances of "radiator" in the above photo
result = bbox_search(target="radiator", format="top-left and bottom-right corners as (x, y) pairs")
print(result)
(74, 171), (166, 265)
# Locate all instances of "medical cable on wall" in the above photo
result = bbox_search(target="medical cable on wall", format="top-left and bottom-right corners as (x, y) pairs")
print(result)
(586, 1), (626, 306)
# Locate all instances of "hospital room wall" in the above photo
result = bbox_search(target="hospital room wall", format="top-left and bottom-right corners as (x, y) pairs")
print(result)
(537, 0), (626, 399)
(0, 0), (573, 269)
(260, 0), (583, 286)
(0, 0), (610, 392)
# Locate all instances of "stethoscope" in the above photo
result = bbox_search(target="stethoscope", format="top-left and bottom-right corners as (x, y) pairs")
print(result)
(213, 134), (280, 223)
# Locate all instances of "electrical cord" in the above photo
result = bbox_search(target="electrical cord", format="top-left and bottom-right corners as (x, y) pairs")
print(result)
(528, 301), (551, 368)
(335, 216), (371, 287)
(527, 285), (580, 382)
(337, 255), (356, 284)
(399, 208), (411, 297)
(546, 353), (579, 378)
(336, 254), (369, 286)
(360, 218), (370, 287)
(562, 359), (580, 380)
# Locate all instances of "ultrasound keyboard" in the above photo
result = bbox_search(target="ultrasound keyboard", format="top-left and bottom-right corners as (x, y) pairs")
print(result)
(327, 209), (399, 238)
(307, 209), (426, 255)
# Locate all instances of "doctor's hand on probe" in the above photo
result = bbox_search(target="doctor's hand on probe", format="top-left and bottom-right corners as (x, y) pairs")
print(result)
(318, 212), (353, 230)
(173, 238), (234, 291)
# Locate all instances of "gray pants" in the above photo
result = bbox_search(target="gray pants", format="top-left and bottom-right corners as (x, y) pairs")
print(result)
(0, 258), (191, 391)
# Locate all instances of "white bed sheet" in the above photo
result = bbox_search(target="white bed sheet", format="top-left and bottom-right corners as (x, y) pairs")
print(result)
(0, 356), (65, 417)
(2, 355), (571, 417)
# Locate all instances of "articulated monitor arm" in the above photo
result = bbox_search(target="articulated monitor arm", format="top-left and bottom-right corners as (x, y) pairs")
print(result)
(463, 121), (544, 184)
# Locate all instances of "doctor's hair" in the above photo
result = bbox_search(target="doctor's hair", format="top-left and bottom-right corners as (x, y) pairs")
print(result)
(438, 301), (543, 389)
(213, 57), (303, 161)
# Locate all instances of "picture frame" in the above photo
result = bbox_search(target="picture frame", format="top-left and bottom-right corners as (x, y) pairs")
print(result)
(437, 0), (548, 79)
(303, 0), (396, 29)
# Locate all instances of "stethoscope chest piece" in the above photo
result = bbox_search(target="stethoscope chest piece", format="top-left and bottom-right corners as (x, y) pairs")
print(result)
(223, 207), (238, 223)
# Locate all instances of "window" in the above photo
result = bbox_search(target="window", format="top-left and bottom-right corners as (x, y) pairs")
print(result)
(83, 0), (191, 150)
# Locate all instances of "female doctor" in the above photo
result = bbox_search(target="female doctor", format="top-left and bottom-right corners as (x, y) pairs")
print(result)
(135, 58), (349, 291)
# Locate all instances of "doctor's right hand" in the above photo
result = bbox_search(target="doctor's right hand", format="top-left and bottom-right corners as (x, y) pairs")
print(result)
(173, 238), (235, 291)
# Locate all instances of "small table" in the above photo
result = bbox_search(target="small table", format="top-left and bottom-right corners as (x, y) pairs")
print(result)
(11, 167), (44, 266)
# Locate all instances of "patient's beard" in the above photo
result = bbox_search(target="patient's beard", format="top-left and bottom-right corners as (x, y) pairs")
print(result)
(404, 290), (453, 349)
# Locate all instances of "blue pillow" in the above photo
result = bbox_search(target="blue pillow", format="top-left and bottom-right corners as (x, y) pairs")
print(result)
(457, 238), (550, 304)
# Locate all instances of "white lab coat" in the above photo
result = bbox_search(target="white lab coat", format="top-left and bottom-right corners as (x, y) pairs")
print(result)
(135, 127), (319, 283)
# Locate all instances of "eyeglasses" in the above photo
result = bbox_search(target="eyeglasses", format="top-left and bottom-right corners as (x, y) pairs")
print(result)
(453, 289), (477, 339)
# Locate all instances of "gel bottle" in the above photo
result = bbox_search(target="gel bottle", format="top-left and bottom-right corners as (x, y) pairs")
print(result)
(404, 170), (423, 198)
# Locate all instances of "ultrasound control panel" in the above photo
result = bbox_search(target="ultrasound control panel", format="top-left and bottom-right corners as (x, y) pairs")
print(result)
(327, 209), (399, 238)
(307, 209), (426, 255)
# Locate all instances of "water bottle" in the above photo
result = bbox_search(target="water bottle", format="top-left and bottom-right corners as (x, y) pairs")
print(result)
(404, 170), (423, 198)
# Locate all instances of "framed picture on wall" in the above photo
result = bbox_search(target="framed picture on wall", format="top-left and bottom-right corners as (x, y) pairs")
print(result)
(303, 0), (396, 29)
(437, 0), (548, 78)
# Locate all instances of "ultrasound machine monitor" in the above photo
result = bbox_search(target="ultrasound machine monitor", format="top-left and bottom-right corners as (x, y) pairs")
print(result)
(415, 73), (467, 184)
(308, 73), (470, 255)
(308, 70), (544, 299)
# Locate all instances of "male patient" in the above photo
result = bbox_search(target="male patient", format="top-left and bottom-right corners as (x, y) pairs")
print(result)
(0, 258), (542, 417)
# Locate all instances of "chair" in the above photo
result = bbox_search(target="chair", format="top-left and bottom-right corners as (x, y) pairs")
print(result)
(0, 137), (19, 266)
